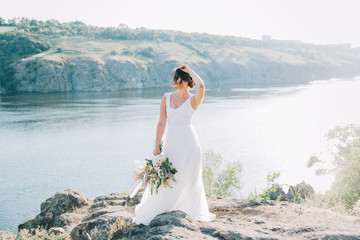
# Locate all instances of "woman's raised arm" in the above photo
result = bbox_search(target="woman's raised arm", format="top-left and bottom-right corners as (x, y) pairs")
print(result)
(180, 64), (205, 110)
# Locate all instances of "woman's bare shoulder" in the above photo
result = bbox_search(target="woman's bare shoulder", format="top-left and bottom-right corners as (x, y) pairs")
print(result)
(163, 92), (174, 98)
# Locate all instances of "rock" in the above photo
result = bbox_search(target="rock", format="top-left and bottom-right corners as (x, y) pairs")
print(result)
(208, 197), (274, 214)
(53, 213), (87, 232)
(16, 189), (360, 239)
(89, 192), (128, 212)
(269, 184), (286, 201)
(115, 210), (279, 239)
(18, 189), (91, 231)
(125, 190), (143, 207)
(49, 227), (66, 234)
(284, 181), (315, 202)
(70, 206), (133, 240)
(113, 210), (207, 240)
(0, 231), (16, 240)
(40, 189), (91, 216)
(295, 181), (315, 197)
(200, 216), (278, 240)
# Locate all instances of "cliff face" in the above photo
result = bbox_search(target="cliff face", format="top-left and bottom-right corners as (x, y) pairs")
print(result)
(12, 56), (184, 92)
(8, 38), (360, 93)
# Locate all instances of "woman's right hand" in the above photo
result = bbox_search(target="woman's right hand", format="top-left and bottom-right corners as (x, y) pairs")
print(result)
(153, 146), (161, 156)
(179, 64), (192, 74)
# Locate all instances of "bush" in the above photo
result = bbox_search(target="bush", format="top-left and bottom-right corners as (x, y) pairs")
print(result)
(248, 171), (284, 201)
(202, 149), (242, 197)
(122, 49), (134, 56)
(137, 47), (157, 58)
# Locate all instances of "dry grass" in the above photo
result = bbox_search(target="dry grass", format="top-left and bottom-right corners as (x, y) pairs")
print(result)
(17, 226), (70, 240)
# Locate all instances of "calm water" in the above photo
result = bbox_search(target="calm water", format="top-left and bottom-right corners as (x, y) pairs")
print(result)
(1, 77), (360, 232)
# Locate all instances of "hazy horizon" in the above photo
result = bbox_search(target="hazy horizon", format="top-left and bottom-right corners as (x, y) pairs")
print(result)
(1, 0), (360, 47)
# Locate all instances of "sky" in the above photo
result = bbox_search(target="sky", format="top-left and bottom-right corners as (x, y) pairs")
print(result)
(1, 0), (360, 47)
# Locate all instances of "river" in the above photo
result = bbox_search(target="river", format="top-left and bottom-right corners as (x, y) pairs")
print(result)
(1, 76), (360, 232)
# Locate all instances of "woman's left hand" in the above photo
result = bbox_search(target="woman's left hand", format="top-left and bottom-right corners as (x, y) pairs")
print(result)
(153, 146), (161, 156)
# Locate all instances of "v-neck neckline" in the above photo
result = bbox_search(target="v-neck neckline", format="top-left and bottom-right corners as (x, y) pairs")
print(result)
(169, 92), (192, 110)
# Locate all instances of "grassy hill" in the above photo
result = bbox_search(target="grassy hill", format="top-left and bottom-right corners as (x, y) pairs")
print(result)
(1, 18), (360, 93)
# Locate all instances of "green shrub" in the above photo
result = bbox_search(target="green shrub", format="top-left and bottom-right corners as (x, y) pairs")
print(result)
(137, 47), (157, 58)
(202, 149), (242, 198)
(248, 171), (284, 200)
(122, 49), (134, 56)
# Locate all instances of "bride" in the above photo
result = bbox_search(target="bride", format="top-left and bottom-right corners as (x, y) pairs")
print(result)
(133, 64), (216, 225)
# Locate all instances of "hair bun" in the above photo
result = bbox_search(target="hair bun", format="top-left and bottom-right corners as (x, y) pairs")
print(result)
(173, 68), (195, 89)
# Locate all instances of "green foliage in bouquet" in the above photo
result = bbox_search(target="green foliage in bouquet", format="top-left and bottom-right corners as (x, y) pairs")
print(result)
(143, 156), (178, 195)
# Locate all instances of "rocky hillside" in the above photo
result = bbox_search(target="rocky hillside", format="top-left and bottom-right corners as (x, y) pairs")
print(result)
(2, 189), (359, 239)
(1, 20), (360, 93)
(10, 38), (360, 93)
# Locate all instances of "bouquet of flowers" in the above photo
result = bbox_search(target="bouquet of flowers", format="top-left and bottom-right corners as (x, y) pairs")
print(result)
(130, 141), (178, 198)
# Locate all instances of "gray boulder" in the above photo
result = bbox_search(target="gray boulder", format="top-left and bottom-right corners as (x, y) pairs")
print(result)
(40, 189), (91, 216)
(18, 189), (91, 231)
(53, 212), (88, 232)
(284, 181), (315, 202)
(269, 184), (286, 201)
(70, 206), (133, 240)
(113, 210), (208, 240)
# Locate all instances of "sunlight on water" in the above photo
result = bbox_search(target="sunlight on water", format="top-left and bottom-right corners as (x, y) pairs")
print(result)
(1, 77), (360, 231)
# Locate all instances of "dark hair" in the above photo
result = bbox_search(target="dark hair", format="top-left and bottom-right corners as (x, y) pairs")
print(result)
(172, 68), (195, 89)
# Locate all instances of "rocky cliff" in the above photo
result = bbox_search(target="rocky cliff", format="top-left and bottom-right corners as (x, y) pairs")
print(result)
(8, 37), (360, 93)
(2, 189), (359, 239)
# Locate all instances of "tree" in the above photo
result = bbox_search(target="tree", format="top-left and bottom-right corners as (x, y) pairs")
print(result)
(118, 24), (129, 29)
(7, 17), (19, 26)
(202, 149), (243, 197)
(0, 17), (5, 26)
(307, 124), (360, 209)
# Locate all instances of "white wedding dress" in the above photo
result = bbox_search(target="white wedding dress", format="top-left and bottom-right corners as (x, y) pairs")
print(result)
(132, 91), (216, 225)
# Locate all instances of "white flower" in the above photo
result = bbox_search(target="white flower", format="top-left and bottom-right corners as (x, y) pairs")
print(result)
(153, 154), (162, 162)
